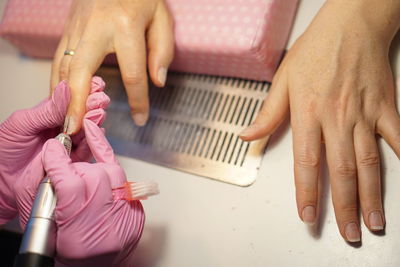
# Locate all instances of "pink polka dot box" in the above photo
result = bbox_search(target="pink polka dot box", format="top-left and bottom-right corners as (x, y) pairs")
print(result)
(0, 0), (298, 82)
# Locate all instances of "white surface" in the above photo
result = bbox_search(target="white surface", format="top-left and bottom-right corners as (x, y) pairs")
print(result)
(2, 0), (400, 266)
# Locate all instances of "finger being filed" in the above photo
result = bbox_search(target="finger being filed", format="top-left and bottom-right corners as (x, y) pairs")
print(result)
(59, 49), (73, 82)
(239, 74), (289, 141)
(354, 122), (384, 231)
(115, 32), (149, 126)
(59, 32), (84, 81)
(50, 36), (69, 94)
(377, 109), (400, 159)
(292, 118), (321, 225)
(324, 127), (360, 242)
(65, 37), (107, 134)
(147, 1), (174, 87)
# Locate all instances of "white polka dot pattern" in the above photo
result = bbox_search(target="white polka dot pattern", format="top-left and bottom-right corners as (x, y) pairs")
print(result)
(0, 0), (298, 81)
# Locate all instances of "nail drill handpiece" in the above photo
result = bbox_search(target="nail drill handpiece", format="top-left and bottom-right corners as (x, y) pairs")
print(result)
(15, 133), (72, 267)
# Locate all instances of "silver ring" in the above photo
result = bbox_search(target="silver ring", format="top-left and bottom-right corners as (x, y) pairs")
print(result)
(64, 49), (75, 56)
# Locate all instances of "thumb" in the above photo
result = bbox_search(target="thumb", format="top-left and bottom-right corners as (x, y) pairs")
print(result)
(239, 74), (289, 141)
(8, 81), (71, 135)
(34, 80), (70, 131)
(42, 139), (86, 219)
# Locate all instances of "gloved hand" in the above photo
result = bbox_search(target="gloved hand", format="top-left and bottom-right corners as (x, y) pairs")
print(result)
(14, 116), (145, 267)
(0, 77), (109, 224)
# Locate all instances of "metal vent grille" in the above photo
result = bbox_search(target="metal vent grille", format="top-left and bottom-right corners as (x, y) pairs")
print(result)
(99, 68), (269, 186)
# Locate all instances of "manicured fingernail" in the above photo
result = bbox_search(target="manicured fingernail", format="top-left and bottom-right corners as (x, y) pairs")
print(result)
(132, 113), (148, 126)
(302, 206), (316, 225)
(369, 211), (384, 230)
(239, 124), (259, 138)
(345, 223), (361, 242)
(63, 116), (77, 135)
(158, 67), (168, 86)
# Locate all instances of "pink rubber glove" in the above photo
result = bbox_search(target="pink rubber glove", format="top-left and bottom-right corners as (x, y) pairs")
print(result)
(14, 117), (145, 266)
(0, 77), (109, 224)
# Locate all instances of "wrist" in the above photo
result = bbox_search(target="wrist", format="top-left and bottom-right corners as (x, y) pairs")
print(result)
(327, 0), (400, 42)
(324, 0), (400, 44)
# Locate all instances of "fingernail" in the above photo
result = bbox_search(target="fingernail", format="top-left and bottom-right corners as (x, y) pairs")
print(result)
(302, 206), (316, 225)
(132, 113), (148, 126)
(345, 222), (361, 242)
(369, 211), (384, 230)
(158, 67), (168, 86)
(63, 116), (77, 135)
(239, 124), (259, 138)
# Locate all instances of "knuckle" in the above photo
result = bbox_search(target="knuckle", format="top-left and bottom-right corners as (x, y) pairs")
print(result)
(116, 15), (135, 31)
(296, 187), (317, 198)
(123, 71), (146, 88)
(295, 151), (319, 168)
(59, 64), (69, 79)
(362, 197), (382, 209)
(328, 101), (355, 129)
(337, 205), (358, 215)
(358, 152), (379, 167)
(333, 160), (357, 177)
(69, 59), (87, 73)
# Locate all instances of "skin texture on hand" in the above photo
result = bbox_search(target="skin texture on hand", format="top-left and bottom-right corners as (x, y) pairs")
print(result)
(51, 0), (174, 133)
(14, 118), (144, 267)
(0, 77), (109, 225)
(240, 0), (400, 242)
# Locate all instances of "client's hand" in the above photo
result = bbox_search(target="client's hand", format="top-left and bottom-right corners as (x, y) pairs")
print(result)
(240, 0), (400, 242)
(14, 117), (144, 267)
(52, 0), (174, 131)
(0, 77), (109, 224)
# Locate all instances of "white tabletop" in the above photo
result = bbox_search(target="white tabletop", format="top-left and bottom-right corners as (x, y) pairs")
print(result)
(2, 1), (400, 266)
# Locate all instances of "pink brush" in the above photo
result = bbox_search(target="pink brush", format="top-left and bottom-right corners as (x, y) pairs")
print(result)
(112, 181), (159, 201)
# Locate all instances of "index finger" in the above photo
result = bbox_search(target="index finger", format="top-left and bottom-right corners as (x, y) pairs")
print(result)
(83, 118), (117, 165)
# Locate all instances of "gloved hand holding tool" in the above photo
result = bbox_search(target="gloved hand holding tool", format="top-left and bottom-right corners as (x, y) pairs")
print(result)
(14, 117), (146, 267)
(0, 76), (109, 225)
(0, 77), (151, 266)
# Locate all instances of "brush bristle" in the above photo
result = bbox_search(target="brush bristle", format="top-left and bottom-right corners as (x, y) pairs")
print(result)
(126, 181), (159, 200)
